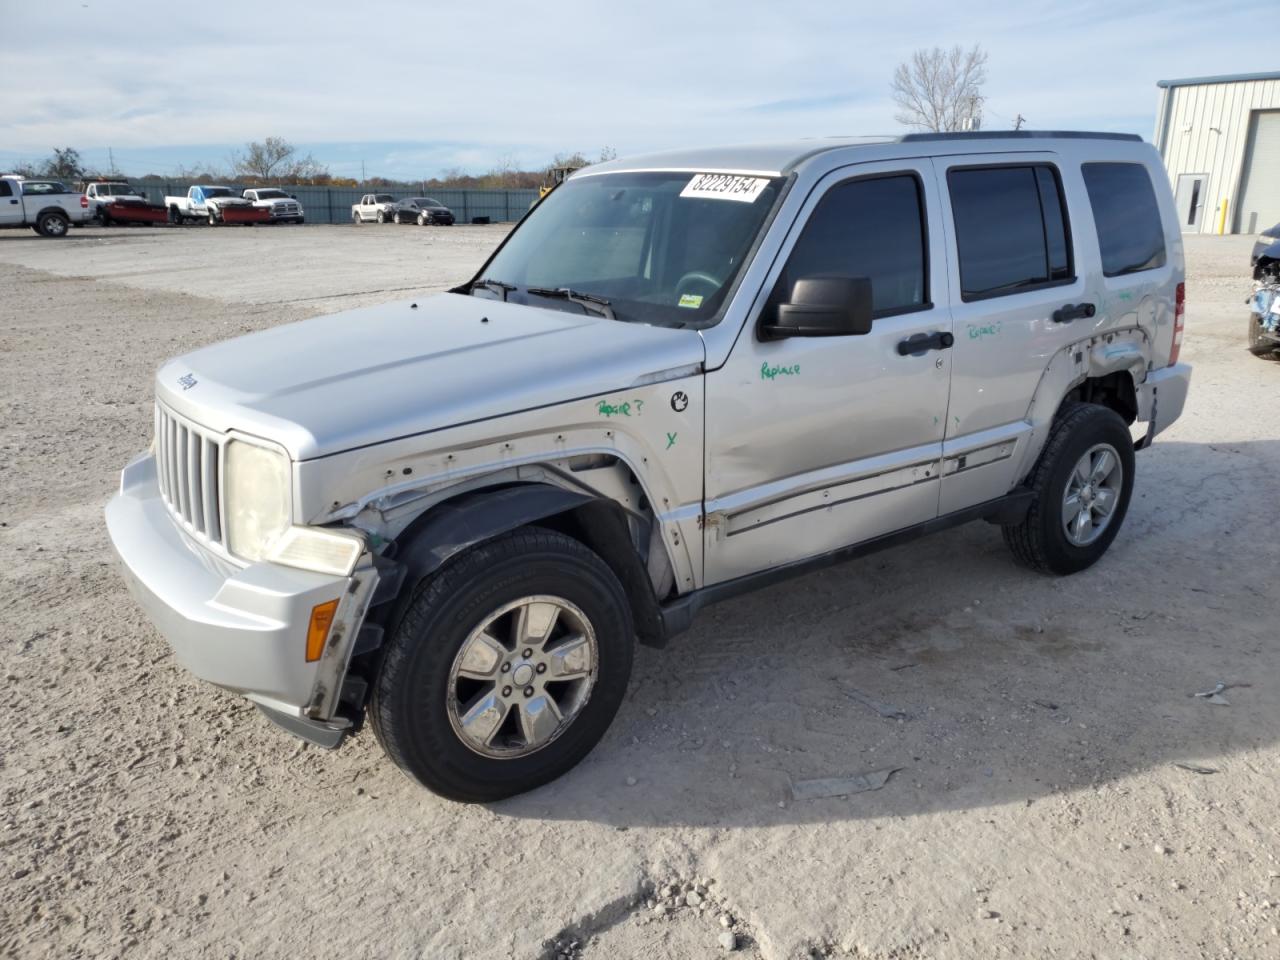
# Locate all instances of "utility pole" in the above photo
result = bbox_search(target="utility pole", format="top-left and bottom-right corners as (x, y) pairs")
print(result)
(1014, 114), (1026, 131)
(108, 147), (116, 174)
(361, 160), (366, 184)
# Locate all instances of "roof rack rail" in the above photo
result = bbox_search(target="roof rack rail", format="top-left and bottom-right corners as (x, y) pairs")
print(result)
(900, 130), (1143, 143)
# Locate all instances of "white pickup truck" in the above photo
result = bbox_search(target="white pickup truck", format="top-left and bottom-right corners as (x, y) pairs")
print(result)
(241, 188), (305, 224)
(0, 176), (91, 236)
(84, 181), (148, 219)
(351, 193), (398, 223)
(165, 185), (252, 224)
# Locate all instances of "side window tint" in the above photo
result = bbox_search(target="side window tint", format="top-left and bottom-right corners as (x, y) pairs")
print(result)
(0, 180), (11, 197)
(779, 174), (928, 317)
(1081, 163), (1168, 277)
(948, 165), (1074, 300)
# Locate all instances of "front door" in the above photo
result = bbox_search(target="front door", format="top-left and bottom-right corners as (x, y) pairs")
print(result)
(703, 160), (953, 585)
(0, 179), (23, 226)
(1174, 173), (1208, 233)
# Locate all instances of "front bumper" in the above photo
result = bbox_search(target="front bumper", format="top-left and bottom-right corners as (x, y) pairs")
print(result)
(1136, 362), (1192, 442)
(104, 452), (376, 746)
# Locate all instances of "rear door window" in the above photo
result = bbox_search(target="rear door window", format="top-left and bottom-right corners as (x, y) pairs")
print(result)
(777, 173), (929, 318)
(1081, 163), (1168, 277)
(947, 164), (1073, 301)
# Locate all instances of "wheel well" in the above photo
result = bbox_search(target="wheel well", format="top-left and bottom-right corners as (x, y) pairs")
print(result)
(1062, 371), (1137, 425)
(534, 500), (666, 647)
(36, 206), (68, 220)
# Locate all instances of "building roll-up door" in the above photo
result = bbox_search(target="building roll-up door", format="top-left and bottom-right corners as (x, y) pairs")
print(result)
(1236, 109), (1280, 235)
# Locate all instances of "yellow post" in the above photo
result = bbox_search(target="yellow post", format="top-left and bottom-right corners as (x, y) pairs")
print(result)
(1218, 198), (1229, 235)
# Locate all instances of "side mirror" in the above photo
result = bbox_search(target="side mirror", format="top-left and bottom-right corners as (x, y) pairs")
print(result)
(762, 275), (874, 339)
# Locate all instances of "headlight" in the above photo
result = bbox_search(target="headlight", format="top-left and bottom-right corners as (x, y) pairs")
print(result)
(267, 526), (363, 577)
(225, 439), (291, 562)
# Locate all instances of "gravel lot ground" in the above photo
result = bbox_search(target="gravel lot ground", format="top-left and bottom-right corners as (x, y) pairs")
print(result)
(1, 225), (1277, 960)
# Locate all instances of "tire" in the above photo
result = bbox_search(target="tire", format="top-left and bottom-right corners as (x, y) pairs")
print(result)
(417, 213), (427, 226)
(376, 210), (387, 224)
(352, 210), (361, 224)
(35, 211), (69, 237)
(370, 528), (635, 802)
(1002, 402), (1136, 575)
(207, 211), (218, 226)
(169, 206), (182, 225)
(1247, 313), (1280, 360)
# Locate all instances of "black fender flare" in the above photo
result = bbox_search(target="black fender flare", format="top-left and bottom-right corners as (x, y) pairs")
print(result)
(358, 484), (666, 663)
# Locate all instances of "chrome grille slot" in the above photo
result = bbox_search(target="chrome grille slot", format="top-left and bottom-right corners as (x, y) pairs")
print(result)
(155, 403), (226, 551)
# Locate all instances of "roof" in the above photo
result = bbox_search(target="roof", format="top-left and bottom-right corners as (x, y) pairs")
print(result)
(1157, 70), (1280, 89)
(582, 131), (1144, 178)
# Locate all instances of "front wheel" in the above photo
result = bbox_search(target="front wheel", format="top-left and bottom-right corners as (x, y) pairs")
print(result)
(1248, 313), (1280, 360)
(417, 213), (427, 226)
(1003, 402), (1135, 575)
(207, 211), (218, 226)
(376, 210), (387, 224)
(370, 528), (634, 802)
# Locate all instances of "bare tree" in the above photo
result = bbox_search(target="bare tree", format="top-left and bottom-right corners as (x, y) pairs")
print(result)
(35, 147), (86, 180)
(232, 137), (328, 183)
(891, 45), (988, 132)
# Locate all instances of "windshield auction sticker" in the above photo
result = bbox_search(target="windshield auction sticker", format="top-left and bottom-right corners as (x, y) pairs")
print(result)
(680, 174), (770, 203)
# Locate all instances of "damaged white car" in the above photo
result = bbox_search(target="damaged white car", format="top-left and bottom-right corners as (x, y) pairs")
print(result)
(107, 132), (1191, 801)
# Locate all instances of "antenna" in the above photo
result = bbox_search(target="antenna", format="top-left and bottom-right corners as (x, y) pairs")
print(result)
(1014, 114), (1026, 131)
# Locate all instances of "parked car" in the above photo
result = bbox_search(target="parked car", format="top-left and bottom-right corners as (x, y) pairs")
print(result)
(0, 176), (91, 236)
(351, 193), (398, 223)
(390, 197), (455, 225)
(1250, 222), (1280, 268)
(165, 185), (254, 224)
(242, 188), (305, 224)
(106, 132), (1191, 802)
(1248, 225), (1280, 360)
(84, 181), (148, 220)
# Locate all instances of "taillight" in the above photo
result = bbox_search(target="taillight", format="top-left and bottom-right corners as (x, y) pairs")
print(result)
(79, 195), (88, 208)
(1170, 282), (1185, 366)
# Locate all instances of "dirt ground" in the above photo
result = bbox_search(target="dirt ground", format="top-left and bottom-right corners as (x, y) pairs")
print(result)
(1, 225), (1277, 960)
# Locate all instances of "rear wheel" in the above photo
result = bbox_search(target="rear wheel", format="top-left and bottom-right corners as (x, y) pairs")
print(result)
(1247, 313), (1280, 360)
(1003, 402), (1135, 575)
(352, 210), (361, 224)
(370, 528), (634, 802)
(35, 211), (69, 237)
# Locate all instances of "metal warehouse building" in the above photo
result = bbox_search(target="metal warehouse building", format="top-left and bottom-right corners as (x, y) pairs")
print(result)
(1154, 70), (1280, 235)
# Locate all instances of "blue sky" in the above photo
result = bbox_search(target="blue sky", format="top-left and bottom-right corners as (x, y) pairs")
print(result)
(0, 0), (1269, 180)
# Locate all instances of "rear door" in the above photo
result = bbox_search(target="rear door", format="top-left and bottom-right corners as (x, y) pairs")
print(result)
(933, 152), (1086, 514)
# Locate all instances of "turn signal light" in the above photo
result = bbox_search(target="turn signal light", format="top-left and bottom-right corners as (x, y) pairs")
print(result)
(306, 599), (340, 662)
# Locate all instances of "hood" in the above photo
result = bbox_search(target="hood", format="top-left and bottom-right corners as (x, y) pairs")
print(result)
(157, 293), (705, 460)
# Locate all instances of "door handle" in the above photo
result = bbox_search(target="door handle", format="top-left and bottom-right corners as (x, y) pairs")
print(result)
(897, 331), (954, 356)
(1052, 302), (1096, 323)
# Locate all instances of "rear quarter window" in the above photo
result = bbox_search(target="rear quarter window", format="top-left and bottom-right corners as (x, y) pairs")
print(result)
(1081, 163), (1168, 277)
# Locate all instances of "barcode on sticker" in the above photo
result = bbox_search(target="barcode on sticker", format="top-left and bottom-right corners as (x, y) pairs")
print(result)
(680, 174), (770, 203)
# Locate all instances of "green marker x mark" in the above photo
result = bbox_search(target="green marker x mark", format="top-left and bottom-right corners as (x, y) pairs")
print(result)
(666, 432), (677, 449)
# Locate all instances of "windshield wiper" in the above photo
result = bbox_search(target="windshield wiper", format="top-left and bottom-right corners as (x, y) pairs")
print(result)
(526, 286), (616, 320)
(470, 277), (516, 301)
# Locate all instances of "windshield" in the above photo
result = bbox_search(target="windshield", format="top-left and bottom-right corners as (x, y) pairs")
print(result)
(473, 171), (784, 327)
(203, 187), (233, 198)
(253, 189), (288, 199)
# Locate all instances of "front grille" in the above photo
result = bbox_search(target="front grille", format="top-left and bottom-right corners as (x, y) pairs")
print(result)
(155, 404), (225, 548)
